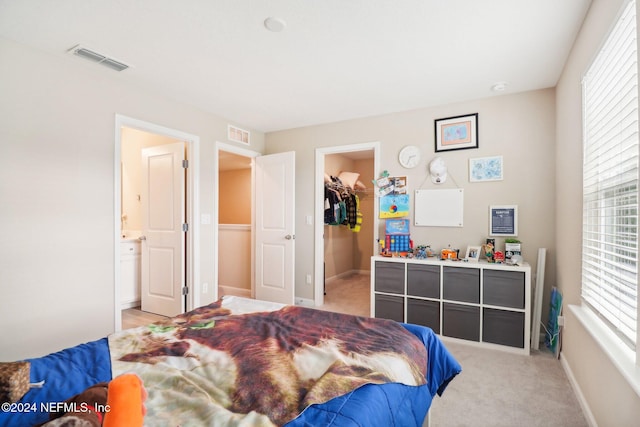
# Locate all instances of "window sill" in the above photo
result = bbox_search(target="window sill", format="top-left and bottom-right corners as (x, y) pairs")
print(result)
(568, 304), (640, 398)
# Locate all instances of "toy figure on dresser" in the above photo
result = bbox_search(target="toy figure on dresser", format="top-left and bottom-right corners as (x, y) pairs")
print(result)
(484, 242), (495, 262)
(441, 247), (459, 260)
(414, 246), (428, 259)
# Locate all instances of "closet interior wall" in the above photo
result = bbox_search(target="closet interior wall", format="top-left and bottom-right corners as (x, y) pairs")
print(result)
(324, 153), (374, 281)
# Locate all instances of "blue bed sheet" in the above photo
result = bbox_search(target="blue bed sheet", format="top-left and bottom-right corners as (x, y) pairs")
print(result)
(0, 325), (460, 427)
(0, 338), (111, 427)
(285, 323), (461, 427)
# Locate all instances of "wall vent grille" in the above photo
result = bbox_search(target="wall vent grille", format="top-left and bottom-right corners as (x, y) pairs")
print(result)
(68, 45), (130, 72)
(228, 125), (250, 145)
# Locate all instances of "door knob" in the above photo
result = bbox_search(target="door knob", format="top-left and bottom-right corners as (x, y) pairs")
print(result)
(138, 236), (147, 241)
(285, 234), (295, 240)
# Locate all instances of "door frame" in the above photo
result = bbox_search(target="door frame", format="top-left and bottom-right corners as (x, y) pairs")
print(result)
(213, 141), (260, 300)
(114, 114), (200, 331)
(314, 142), (380, 307)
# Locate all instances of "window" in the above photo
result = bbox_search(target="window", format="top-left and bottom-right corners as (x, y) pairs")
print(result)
(582, 0), (638, 351)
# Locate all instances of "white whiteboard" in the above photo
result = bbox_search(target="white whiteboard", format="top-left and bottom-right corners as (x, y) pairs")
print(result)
(414, 189), (464, 227)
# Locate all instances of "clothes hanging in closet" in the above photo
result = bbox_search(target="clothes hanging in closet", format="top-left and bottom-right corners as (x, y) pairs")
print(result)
(324, 176), (362, 231)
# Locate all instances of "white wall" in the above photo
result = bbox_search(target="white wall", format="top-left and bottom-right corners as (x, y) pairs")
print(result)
(0, 38), (264, 360)
(555, 0), (640, 425)
(266, 88), (557, 305)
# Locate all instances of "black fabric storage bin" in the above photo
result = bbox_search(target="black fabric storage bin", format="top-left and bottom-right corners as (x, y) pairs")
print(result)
(407, 264), (440, 298)
(407, 298), (440, 332)
(374, 262), (404, 294)
(375, 294), (404, 322)
(483, 270), (525, 309)
(443, 303), (480, 341)
(483, 308), (525, 348)
(443, 267), (480, 303)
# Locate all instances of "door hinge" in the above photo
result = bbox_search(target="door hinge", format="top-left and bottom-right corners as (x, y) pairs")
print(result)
(182, 159), (189, 168)
(182, 286), (189, 296)
(182, 223), (188, 232)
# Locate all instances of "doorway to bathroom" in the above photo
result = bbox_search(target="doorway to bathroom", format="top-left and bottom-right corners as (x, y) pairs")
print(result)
(114, 115), (200, 331)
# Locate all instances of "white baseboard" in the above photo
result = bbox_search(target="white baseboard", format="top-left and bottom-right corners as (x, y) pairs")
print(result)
(560, 352), (597, 427)
(218, 285), (251, 299)
(121, 300), (140, 310)
(295, 297), (315, 307)
(324, 269), (370, 283)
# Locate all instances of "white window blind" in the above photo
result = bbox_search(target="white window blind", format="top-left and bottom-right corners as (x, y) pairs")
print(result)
(582, 0), (638, 349)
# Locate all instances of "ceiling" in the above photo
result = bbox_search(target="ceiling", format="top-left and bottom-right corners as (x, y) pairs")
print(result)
(0, 0), (592, 133)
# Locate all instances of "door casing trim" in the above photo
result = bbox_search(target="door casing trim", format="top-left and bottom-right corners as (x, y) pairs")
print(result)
(114, 114), (200, 331)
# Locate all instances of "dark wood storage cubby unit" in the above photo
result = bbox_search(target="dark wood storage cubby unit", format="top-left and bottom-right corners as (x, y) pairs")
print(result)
(371, 256), (531, 354)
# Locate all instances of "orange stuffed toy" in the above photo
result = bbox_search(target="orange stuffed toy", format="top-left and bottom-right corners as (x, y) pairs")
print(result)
(103, 373), (147, 427)
(40, 373), (146, 427)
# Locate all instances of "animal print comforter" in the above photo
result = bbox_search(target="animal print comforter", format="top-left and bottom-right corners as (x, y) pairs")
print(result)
(109, 301), (429, 426)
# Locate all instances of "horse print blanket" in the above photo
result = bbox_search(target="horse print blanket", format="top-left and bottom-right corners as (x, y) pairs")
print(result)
(109, 301), (428, 426)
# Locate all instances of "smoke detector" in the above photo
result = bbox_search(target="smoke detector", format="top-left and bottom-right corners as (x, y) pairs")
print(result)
(264, 17), (286, 32)
(67, 45), (130, 72)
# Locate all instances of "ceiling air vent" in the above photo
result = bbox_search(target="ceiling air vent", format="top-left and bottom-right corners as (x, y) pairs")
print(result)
(228, 125), (250, 145)
(68, 45), (130, 72)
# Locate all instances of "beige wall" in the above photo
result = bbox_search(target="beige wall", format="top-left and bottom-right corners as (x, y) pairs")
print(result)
(218, 225), (251, 292)
(266, 88), (557, 303)
(556, 0), (640, 424)
(218, 169), (251, 224)
(0, 38), (264, 360)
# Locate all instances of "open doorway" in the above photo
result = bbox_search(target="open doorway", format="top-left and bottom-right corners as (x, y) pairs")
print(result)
(216, 149), (253, 298)
(114, 115), (200, 331)
(314, 142), (380, 315)
(213, 142), (259, 301)
(213, 143), (296, 305)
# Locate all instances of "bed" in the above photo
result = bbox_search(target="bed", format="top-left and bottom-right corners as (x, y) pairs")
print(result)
(0, 296), (461, 427)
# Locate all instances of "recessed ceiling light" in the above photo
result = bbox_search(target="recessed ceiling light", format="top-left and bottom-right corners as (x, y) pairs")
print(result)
(491, 82), (508, 92)
(264, 17), (286, 32)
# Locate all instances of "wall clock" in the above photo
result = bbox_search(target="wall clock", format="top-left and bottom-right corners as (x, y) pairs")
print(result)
(398, 145), (421, 169)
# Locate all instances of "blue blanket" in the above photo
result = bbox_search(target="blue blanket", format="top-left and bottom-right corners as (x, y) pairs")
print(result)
(0, 325), (460, 427)
(0, 338), (111, 427)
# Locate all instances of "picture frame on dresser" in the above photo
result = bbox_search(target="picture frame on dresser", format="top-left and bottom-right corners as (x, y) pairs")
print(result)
(465, 246), (481, 262)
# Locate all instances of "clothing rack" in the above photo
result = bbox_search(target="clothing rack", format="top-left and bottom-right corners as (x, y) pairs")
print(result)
(324, 176), (364, 229)
(324, 177), (371, 195)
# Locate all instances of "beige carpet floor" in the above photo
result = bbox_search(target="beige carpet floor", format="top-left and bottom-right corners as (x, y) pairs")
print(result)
(429, 340), (588, 427)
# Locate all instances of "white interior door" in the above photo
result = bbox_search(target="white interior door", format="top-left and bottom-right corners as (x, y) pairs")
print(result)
(255, 151), (295, 305)
(141, 142), (186, 316)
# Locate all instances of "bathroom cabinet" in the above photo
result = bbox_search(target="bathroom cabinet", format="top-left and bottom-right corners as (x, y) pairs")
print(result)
(371, 256), (531, 354)
(120, 240), (141, 308)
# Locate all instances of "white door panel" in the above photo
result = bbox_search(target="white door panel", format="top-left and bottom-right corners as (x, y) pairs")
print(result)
(141, 142), (185, 317)
(255, 152), (295, 305)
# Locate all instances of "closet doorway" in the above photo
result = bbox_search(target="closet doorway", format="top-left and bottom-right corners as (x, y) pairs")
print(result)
(215, 143), (257, 299)
(314, 142), (380, 314)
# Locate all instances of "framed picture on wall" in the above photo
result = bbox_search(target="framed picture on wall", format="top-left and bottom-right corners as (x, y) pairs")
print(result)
(469, 156), (503, 182)
(435, 113), (479, 152)
(489, 205), (518, 236)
